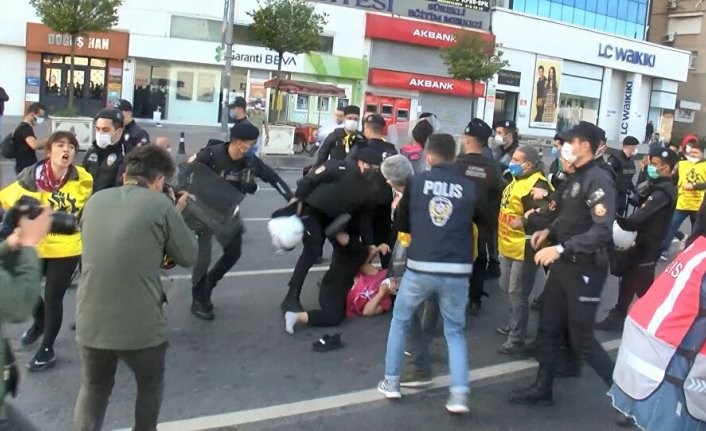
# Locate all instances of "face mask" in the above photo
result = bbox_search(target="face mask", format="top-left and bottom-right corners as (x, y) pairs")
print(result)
(687, 156), (701, 163)
(96, 133), (113, 149)
(646, 165), (660, 179)
(344, 120), (358, 132)
(508, 162), (524, 177)
(362, 168), (377, 181)
(561, 142), (578, 164)
(35, 117), (45, 125)
(494, 135), (504, 144)
(229, 111), (236, 120)
(551, 147), (558, 158)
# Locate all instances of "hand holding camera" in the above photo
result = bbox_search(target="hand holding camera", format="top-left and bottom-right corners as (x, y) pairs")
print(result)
(5, 206), (54, 250)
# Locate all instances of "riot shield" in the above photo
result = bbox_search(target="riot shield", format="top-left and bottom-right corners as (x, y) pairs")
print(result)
(178, 161), (246, 247)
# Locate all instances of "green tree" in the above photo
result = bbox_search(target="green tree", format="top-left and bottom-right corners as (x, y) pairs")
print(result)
(440, 33), (509, 116)
(30, 0), (123, 114)
(248, 0), (327, 122)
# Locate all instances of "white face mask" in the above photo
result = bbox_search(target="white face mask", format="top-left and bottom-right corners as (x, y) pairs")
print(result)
(35, 117), (45, 125)
(494, 135), (504, 144)
(687, 156), (701, 163)
(344, 119), (358, 132)
(561, 142), (578, 164)
(96, 133), (113, 149)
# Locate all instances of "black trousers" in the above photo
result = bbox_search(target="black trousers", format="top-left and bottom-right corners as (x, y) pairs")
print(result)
(307, 240), (368, 327)
(32, 256), (81, 349)
(616, 192), (628, 217)
(537, 259), (614, 386)
(372, 204), (393, 269)
(0, 404), (38, 431)
(192, 230), (243, 303)
(616, 261), (656, 315)
(469, 227), (490, 304)
(288, 208), (331, 294)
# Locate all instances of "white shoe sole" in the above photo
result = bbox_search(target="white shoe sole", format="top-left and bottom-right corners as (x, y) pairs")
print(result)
(446, 404), (470, 414)
(377, 387), (401, 399)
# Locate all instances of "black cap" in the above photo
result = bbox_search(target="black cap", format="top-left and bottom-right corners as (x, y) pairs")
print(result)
(493, 119), (515, 130)
(356, 146), (385, 166)
(230, 122), (260, 140)
(464, 118), (492, 141)
(229, 97), (247, 109)
(412, 120), (434, 145)
(114, 99), (133, 112)
(597, 125), (607, 143)
(343, 105), (360, 116)
(563, 121), (603, 150)
(553, 132), (563, 141)
(364, 114), (386, 129)
(622, 136), (640, 147)
(650, 147), (679, 169)
(95, 108), (124, 125)
(419, 112), (434, 119)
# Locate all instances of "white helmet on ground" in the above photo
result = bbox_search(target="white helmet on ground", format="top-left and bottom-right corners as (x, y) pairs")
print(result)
(268, 215), (304, 251)
(613, 221), (637, 250)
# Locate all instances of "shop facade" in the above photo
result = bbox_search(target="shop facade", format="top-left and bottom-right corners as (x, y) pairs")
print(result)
(486, 9), (691, 144)
(24, 23), (130, 117)
(364, 13), (491, 135)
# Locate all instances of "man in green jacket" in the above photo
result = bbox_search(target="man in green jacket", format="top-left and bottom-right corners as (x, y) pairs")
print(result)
(0, 206), (53, 429)
(73, 145), (197, 431)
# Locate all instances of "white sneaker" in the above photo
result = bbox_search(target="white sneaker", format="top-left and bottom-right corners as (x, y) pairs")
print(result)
(284, 312), (297, 335)
(445, 392), (470, 414)
(377, 379), (401, 399)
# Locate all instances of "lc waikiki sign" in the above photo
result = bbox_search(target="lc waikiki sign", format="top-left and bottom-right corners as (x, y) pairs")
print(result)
(620, 81), (633, 136)
(598, 43), (656, 68)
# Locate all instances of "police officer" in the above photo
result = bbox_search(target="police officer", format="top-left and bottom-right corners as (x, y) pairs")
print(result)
(114, 99), (150, 153)
(187, 122), (292, 320)
(605, 136), (639, 216)
(315, 105), (365, 166)
(595, 148), (678, 332)
(228, 96), (251, 125)
(457, 118), (502, 315)
(492, 120), (519, 168)
(510, 121), (616, 405)
(84, 108), (126, 192)
(280, 146), (387, 312)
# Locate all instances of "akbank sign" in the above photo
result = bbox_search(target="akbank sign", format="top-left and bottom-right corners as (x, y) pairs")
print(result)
(598, 43), (656, 68)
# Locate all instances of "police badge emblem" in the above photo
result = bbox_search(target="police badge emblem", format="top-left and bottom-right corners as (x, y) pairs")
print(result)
(107, 153), (118, 167)
(594, 203), (607, 217)
(124, 134), (130, 142)
(429, 196), (454, 227)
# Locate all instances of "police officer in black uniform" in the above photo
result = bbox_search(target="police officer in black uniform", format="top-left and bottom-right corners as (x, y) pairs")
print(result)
(84, 108), (127, 192)
(280, 146), (387, 312)
(510, 121), (616, 406)
(187, 122), (292, 320)
(596, 147), (678, 332)
(115, 99), (150, 153)
(315, 105), (365, 167)
(605, 136), (639, 216)
(457, 118), (502, 315)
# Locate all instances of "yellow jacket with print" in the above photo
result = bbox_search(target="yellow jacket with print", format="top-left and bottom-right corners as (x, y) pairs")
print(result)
(0, 163), (93, 258)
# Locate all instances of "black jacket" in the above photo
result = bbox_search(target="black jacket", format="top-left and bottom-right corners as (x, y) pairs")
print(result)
(83, 142), (126, 192)
(349, 138), (398, 206)
(606, 148), (636, 195)
(316, 128), (366, 167)
(122, 120), (151, 153)
(456, 152), (502, 230)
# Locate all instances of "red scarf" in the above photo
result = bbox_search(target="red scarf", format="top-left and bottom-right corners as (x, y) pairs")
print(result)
(35, 161), (69, 192)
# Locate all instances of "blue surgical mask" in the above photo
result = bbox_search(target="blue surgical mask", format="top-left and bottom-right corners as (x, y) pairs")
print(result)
(229, 111), (236, 120)
(647, 164), (660, 179)
(508, 162), (524, 177)
(551, 147), (558, 158)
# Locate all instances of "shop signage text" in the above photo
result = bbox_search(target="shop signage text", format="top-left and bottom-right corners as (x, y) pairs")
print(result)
(621, 81), (633, 135)
(368, 68), (485, 97)
(312, 0), (489, 29)
(233, 52), (297, 67)
(497, 70), (521, 87)
(598, 43), (656, 68)
(365, 14), (494, 49)
(48, 34), (110, 50)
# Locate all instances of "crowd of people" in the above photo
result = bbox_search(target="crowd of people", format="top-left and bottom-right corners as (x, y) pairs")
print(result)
(0, 93), (705, 430)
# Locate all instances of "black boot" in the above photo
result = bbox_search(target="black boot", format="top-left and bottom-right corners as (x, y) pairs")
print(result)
(594, 309), (626, 332)
(509, 369), (554, 406)
(280, 285), (304, 312)
(191, 300), (214, 321)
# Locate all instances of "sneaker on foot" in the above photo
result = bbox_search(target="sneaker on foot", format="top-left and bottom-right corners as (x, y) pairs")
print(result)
(377, 379), (401, 399)
(284, 311), (298, 335)
(468, 302), (481, 316)
(28, 347), (55, 372)
(445, 392), (470, 414)
(498, 341), (529, 358)
(21, 325), (44, 346)
(496, 326), (510, 336)
(190, 301), (214, 321)
(400, 369), (433, 388)
(659, 253), (669, 261)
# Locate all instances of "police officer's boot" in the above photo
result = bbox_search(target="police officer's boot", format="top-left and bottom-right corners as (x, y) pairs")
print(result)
(280, 284), (304, 313)
(191, 283), (214, 321)
(509, 368), (554, 406)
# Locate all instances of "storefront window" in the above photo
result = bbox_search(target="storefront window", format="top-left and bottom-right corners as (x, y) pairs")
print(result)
(133, 60), (171, 119)
(296, 95), (309, 111)
(557, 94), (599, 132)
(318, 96), (331, 112)
(40, 54), (107, 116)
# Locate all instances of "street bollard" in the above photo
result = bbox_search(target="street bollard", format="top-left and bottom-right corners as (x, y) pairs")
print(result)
(178, 132), (186, 155)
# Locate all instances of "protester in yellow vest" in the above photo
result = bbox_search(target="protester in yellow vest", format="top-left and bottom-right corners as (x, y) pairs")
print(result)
(0, 131), (92, 372)
(497, 145), (553, 357)
(659, 141), (706, 260)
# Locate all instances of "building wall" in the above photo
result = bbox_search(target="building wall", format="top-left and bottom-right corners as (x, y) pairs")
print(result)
(0, 46), (28, 115)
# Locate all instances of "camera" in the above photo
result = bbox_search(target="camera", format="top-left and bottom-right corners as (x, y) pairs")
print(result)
(0, 196), (77, 240)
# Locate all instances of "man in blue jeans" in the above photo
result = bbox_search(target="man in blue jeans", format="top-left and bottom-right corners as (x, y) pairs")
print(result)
(377, 133), (483, 414)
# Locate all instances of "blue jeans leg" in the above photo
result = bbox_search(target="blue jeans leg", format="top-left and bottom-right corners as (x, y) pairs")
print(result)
(384, 270), (432, 381)
(436, 276), (470, 394)
(660, 210), (689, 254)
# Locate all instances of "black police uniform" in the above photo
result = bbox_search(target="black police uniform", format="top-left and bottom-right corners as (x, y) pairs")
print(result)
(122, 120), (150, 153)
(512, 158), (617, 405)
(188, 139), (292, 317)
(281, 156), (380, 312)
(606, 148), (636, 216)
(315, 128), (366, 167)
(83, 142), (126, 192)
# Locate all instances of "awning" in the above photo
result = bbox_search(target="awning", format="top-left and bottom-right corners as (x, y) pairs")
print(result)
(264, 78), (346, 97)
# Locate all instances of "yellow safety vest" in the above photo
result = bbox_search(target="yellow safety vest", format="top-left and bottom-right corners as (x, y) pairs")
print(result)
(0, 166), (93, 258)
(498, 171), (550, 261)
(676, 160), (706, 211)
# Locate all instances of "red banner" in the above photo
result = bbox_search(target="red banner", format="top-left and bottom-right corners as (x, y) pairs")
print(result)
(368, 69), (485, 98)
(365, 14), (494, 49)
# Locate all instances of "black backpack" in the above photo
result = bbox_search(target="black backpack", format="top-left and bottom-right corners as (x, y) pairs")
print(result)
(1, 132), (15, 159)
